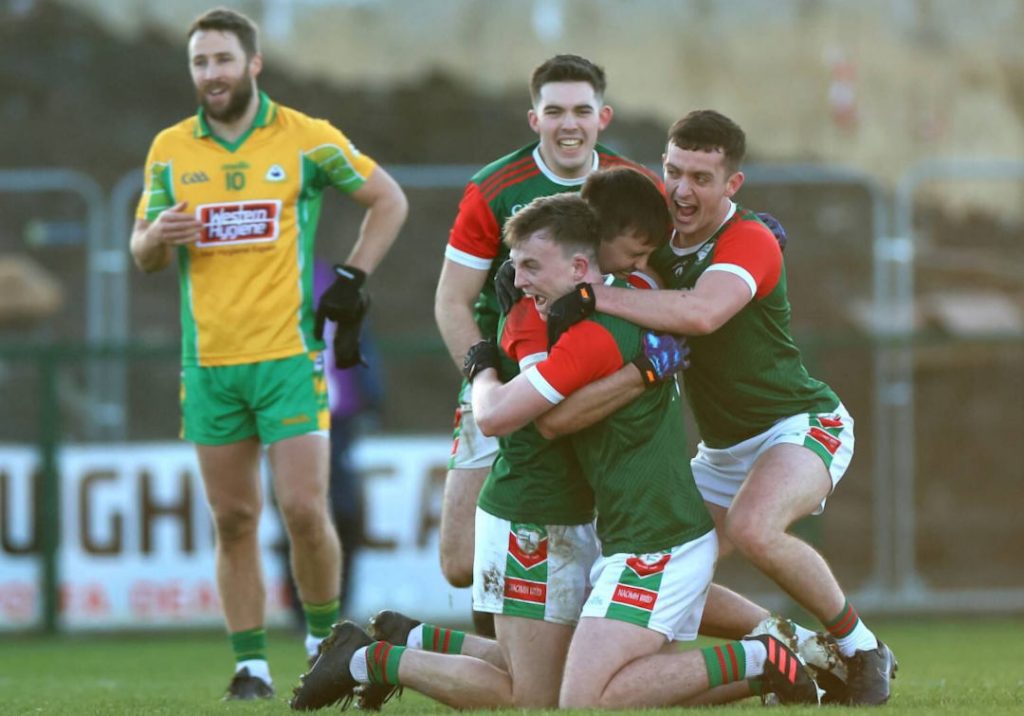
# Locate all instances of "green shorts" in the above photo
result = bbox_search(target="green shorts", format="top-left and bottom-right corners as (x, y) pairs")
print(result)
(181, 352), (330, 445)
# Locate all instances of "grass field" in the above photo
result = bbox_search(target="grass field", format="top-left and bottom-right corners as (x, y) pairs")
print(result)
(0, 617), (1021, 715)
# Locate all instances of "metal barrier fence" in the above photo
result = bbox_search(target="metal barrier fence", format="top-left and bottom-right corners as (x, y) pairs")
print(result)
(2, 161), (1022, 631)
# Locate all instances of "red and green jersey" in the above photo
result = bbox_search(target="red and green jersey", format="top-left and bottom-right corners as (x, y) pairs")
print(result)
(135, 92), (378, 367)
(445, 141), (659, 341)
(525, 294), (714, 556)
(477, 299), (594, 526)
(649, 203), (839, 448)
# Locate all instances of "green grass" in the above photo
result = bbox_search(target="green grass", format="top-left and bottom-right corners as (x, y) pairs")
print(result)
(0, 618), (1021, 714)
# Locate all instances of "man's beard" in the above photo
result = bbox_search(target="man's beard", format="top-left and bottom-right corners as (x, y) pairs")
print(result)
(198, 72), (254, 124)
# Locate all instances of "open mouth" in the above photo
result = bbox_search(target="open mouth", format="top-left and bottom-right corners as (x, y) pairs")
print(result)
(674, 200), (698, 219)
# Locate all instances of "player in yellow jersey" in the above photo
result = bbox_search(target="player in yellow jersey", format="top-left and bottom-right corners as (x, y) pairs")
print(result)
(129, 7), (407, 701)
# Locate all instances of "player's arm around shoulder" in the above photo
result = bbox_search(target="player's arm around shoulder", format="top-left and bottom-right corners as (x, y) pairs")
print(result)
(471, 367), (554, 438)
(343, 165), (408, 274)
(591, 227), (775, 335)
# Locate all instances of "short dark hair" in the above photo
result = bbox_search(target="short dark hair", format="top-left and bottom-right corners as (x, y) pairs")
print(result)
(188, 7), (260, 58)
(667, 110), (746, 174)
(503, 193), (599, 259)
(529, 54), (607, 104)
(582, 168), (670, 248)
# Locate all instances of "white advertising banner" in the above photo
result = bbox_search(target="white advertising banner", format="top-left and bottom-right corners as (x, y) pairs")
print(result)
(0, 436), (469, 631)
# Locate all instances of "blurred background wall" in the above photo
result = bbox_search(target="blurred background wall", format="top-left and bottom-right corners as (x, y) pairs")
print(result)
(61, 0), (1024, 215)
(0, 0), (1021, 628)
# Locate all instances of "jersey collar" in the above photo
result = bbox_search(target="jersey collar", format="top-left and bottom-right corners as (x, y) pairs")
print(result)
(194, 91), (277, 150)
(532, 145), (599, 186)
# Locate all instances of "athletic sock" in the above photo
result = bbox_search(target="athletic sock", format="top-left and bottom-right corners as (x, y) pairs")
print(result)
(303, 598), (341, 639)
(825, 600), (878, 656)
(358, 641), (406, 687)
(230, 627), (268, 664)
(349, 646), (370, 684)
(405, 624), (424, 650)
(235, 658), (272, 684)
(304, 633), (323, 658)
(701, 641), (750, 687)
(419, 624), (465, 654)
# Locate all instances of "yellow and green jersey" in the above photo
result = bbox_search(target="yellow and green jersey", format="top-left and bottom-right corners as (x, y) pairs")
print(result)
(135, 92), (378, 367)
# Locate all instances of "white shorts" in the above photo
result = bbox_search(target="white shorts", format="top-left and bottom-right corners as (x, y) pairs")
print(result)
(448, 381), (499, 470)
(693, 403), (855, 515)
(580, 529), (717, 641)
(472, 507), (599, 626)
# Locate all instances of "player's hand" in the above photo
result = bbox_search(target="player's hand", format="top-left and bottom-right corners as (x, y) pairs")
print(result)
(149, 201), (202, 246)
(462, 339), (499, 382)
(546, 283), (595, 346)
(631, 331), (691, 387)
(494, 259), (522, 315)
(756, 211), (787, 253)
(315, 264), (370, 368)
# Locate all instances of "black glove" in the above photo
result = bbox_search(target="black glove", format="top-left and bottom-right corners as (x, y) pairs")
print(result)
(462, 339), (500, 382)
(494, 259), (522, 315)
(315, 264), (369, 335)
(331, 320), (367, 369)
(315, 264), (369, 369)
(756, 211), (788, 253)
(546, 283), (596, 346)
(631, 331), (691, 387)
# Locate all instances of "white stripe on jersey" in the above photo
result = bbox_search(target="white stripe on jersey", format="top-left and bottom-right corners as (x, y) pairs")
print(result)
(444, 244), (493, 270)
(525, 365), (565, 404)
(705, 263), (757, 298)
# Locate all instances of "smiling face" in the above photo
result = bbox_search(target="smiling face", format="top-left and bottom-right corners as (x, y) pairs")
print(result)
(511, 230), (589, 317)
(188, 29), (261, 124)
(528, 81), (612, 180)
(662, 141), (744, 247)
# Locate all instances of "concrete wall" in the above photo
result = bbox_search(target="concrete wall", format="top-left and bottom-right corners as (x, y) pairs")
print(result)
(59, 0), (1024, 212)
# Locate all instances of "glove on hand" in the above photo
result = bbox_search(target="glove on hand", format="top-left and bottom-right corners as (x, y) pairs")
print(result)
(756, 211), (788, 253)
(546, 283), (596, 346)
(315, 264), (369, 337)
(631, 331), (691, 387)
(331, 320), (367, 369)
(315, 264), (370, 369)
(494, 259), (523, 315)
(462, 339), (500, 382)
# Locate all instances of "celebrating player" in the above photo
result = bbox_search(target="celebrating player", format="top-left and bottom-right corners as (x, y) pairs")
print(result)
(432, 54), (658, 636)
(541, 109), (897, 705)
(290, 191), (819, 711)
(129, 7), (407, 700)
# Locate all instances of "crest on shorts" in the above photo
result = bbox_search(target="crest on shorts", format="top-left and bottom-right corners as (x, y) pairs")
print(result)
(508, 524), (548, 569)
(625, 551), (671, 578)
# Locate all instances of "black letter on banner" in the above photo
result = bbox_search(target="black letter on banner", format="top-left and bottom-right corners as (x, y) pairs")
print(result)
(1, 468), (39, 554)
(80, 470), (123, 555)
(139, 469), (194, 554)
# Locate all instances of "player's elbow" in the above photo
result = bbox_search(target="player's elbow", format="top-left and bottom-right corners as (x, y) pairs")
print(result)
(678, 309), (720, 336)
(475, 407), (514, 438)
(388, 186), (410, 224)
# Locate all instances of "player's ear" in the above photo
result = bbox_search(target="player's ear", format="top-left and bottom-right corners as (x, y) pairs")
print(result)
(527, 108), (540, 134)
(571, 254), (589, 281)
(597, 103), (613, 131)
(724, 170), (744, 198)
(249, 52), (263, 78)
